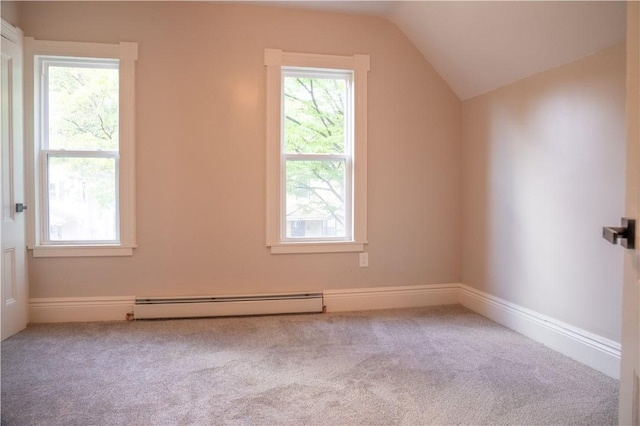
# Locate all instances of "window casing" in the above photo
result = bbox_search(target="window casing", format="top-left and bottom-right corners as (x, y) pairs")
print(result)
(25, 39), (138, 257)
(265, 49), (369, 254)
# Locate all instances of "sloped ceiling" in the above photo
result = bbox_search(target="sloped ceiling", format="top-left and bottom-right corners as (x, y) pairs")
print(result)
(260, 1), (627, 100)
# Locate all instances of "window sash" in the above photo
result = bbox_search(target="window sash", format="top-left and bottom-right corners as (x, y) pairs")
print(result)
(281, 68), (353, 157)
(40, 57), (120, 152)
(41, 150), (120, 245)
(281, 154), (353, 242)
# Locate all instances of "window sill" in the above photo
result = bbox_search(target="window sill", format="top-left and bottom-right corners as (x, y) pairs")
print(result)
(30, 245), (136, 258)
(269, 242), (365, 254)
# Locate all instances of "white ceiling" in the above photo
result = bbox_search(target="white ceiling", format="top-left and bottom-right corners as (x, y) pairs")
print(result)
(255, 1), (627, 100)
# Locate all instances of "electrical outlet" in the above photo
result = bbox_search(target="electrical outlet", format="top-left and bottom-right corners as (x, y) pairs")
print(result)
(359, 252), (369, 267)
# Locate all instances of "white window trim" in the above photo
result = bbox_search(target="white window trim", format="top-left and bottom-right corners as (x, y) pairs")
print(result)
(265, 49), (369, 254)
(24, 38), (138, 257)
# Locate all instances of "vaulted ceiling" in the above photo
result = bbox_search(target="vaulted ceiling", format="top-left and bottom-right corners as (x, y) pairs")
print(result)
(259, 1), (627, 100)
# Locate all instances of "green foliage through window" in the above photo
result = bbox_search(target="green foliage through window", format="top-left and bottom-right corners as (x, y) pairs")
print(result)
(284, 76), (346, 154)
(48, 63), (119, 151)
(43, 59), (120, 242)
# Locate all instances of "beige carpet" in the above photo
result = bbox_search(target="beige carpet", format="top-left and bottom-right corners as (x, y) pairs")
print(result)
(1, 305), (618, 425)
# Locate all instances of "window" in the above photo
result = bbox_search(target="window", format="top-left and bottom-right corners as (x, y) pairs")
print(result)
(265, 49), (369, 254)
(25, 39), (138, 257)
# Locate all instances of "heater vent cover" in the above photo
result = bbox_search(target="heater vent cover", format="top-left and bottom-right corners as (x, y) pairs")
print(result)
(133, 292), (323, 319)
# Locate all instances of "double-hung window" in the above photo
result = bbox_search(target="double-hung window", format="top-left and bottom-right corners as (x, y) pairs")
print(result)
(26, 39), (138, 257)
(265, 49), (369, 254)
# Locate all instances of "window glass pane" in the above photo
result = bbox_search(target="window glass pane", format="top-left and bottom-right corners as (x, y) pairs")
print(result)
(47, 63), (119, 151)
(283, 75), (347, 154)
(48, 156), (117, 241)
(285, 159), (346, 239)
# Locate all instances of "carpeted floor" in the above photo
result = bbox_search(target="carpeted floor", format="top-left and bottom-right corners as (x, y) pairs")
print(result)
(1, 305), (618, 425)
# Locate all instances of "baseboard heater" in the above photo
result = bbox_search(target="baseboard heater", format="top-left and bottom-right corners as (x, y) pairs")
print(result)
(133, 292), (324, 320)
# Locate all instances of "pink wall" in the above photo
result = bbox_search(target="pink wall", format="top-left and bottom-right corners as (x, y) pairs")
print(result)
(19, 2), (462, 298)
(462, 44), (626, 341)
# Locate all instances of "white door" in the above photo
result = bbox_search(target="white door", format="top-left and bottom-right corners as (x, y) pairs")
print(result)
(0, 20), (27, 340)
(618, 1), (640, 424)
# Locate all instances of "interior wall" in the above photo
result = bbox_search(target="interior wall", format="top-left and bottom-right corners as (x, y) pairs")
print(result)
(462, 44), (626, 342)
(1, 1), (21, 27)
(19, 1), (462, 298)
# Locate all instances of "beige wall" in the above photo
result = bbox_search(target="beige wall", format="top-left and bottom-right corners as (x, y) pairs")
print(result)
(462, 44), (626, 341)
(20, 2), (462, 298)
(1, 1), (20, 27)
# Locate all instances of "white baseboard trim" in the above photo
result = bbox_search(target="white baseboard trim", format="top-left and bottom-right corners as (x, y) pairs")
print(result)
(323, 284), (460, 312)
(27, 285), (459, 323)
(458, 284), (621, 379)
(29, 296), (135, 323)
(27, 284), (621, 379)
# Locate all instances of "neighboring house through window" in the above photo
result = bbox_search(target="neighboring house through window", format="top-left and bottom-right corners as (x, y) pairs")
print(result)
(264, 49), (370, 254)
(25, 38), (137, 257)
